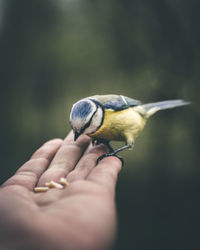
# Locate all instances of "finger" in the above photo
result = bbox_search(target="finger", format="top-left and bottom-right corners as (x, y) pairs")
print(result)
(66, 143), (109, 183)
(37, 131), (90, 186)
(2, 139), (63, 191)
(87, 156), (122, 194)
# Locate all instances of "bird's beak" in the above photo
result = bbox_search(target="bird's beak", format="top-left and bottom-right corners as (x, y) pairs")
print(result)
(74, 131), (81, 141)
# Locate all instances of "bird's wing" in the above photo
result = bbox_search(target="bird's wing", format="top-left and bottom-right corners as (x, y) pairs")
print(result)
(90, 95), (141, 111)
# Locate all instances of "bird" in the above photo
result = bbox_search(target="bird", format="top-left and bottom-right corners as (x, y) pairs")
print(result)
(69, 94), (189, 163)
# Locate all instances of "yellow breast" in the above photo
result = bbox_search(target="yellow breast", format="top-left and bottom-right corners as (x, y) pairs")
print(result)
(89, 108), (146, 143)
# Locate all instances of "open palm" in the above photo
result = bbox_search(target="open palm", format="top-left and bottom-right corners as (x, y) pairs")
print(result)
(0, 132), (122, 250)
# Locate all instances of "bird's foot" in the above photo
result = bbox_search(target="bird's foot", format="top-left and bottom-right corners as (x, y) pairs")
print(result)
(92, 139), (99, 146)
(96, 153), (124, 167)
(92, 138), (109, 146)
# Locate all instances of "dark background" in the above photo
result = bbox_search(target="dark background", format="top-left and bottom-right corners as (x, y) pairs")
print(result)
(0, 1), (199, 249)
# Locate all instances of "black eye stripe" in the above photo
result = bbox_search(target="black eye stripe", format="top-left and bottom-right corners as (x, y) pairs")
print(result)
(81, 100), (104, 134)
(80, 106), (98, 134)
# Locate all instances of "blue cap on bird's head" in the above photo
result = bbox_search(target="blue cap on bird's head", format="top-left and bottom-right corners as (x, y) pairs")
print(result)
(70, 98), (104, 141)
(70, 100), (93, 120)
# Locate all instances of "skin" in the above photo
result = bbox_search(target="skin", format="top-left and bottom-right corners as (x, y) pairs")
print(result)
(0, 131), (122, 250)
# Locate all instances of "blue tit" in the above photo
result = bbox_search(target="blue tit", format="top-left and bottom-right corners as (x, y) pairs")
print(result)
(69, 94), (189, 162)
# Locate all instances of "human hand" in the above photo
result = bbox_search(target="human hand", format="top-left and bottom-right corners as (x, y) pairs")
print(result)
(0, 131), (122, 250)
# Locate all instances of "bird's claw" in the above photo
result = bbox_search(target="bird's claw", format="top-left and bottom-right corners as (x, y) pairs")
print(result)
(92, 139), (100, 146)
(96, 153), (124, 167)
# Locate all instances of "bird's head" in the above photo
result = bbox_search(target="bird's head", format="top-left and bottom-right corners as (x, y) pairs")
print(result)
(69, 98), (104, 141)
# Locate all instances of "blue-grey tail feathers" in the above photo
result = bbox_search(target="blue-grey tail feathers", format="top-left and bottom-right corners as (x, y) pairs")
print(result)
(136, 99), (190, 118)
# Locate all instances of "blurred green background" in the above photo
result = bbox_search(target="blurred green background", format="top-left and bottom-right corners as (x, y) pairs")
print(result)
(0, 0), (199, 249)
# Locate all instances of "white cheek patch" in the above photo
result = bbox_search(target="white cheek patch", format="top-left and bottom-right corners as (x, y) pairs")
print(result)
(84, 107), (103, 135)
(72, 118), (84, 132)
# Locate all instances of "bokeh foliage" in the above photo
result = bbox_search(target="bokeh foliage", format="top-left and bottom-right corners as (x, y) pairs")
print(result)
(0, 0), (199, 249)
